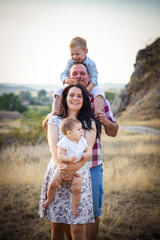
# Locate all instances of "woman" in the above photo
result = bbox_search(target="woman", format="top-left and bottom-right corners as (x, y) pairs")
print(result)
(39, 84), (101, 240)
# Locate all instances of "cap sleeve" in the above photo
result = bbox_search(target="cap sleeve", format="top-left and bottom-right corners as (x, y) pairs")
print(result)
(48, 115), (61, 126)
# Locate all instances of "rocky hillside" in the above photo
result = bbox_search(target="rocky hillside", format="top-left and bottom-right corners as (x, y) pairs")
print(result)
(112, 38), (160, 121)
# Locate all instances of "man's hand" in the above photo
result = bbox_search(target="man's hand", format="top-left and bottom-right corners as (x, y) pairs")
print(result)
(95, 111), (119, 137)
(95, 111), (108, 125)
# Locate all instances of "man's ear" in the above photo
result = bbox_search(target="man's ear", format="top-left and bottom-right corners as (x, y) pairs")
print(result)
(85, 48), (88, 54)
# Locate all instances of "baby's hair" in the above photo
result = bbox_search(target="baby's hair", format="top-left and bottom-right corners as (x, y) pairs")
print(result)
(69, 37), (87, 51)
(61, 118), (81, 135)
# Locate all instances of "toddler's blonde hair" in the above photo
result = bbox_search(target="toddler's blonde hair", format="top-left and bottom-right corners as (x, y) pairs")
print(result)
(69, 37), (87, 51)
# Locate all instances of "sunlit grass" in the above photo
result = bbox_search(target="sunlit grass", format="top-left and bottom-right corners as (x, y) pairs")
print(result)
(0, 143), (50, 185)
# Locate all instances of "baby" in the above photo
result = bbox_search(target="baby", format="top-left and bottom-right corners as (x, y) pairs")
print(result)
(42, 118), (92, 215)
(52, 36), (105, 115)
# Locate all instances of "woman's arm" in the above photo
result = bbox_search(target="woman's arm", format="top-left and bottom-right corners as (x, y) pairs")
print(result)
(82, 144), (92, 160)
(47, 124), (63, 168)
(59, 122), (96, 178)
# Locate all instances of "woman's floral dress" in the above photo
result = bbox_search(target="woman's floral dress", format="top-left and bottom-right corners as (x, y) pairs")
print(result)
(38, 116), (95, 224)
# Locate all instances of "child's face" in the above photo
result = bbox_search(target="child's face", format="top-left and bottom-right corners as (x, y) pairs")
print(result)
(69, 122), (83, 141)
(70, 46), (88, 63)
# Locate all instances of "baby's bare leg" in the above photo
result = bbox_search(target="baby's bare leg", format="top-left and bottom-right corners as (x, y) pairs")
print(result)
(71, 175), (82, 216)
(42, 168), (62, 208)
(94, 95), (104, 114)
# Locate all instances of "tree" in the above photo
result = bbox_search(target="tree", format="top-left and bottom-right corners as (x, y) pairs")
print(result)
(37, 89), (47, 99)
(18, 91), (31, 102)
(0, 93), (28, 113)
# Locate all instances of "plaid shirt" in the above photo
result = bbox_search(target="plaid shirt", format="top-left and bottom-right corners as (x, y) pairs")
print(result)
(88, 93), (115, 169)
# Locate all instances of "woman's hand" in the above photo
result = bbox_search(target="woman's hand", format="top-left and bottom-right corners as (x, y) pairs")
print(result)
(59, 163), (78, 180)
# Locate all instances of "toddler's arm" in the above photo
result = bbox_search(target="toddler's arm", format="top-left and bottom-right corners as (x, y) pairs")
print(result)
(86, 82), (95, 92)
(60, 59), (73, 84)
(51, 87), (63, 114)
(52, 95), (60, 114)
(58, 146), (77, 163)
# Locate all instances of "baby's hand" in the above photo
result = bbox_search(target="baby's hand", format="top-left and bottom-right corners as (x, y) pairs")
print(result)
(65, 78), (78, 85)
(69, 156), (77, 163)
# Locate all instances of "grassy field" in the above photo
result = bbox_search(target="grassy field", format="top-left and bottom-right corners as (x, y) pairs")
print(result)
(0, 114), (160, 239)
(117, 118), (160, 130)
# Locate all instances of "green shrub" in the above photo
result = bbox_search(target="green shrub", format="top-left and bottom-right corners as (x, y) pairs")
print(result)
(0, 93), (28, 113)
(0, 110), (48, 147)
(105, 91), (116, 102)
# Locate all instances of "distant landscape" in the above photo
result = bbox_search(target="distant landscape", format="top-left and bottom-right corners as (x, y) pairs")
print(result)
(0, 82), (125, 95)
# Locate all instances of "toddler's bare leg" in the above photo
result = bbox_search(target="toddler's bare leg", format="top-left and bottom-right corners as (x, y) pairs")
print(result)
(42, 168), (62, 207)
(71, 175), (82, 215)
(94, 95), (104, 114)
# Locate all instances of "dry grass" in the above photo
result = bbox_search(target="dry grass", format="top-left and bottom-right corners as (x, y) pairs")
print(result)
(0, 143), (50, 185)
(0, 143), (51, 240)
(117, 118), (160, 130)
(0, 128), (160, 239)
(99, 129), (160, 240)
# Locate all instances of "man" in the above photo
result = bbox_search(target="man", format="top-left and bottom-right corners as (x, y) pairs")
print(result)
(43, 63), (119, 239)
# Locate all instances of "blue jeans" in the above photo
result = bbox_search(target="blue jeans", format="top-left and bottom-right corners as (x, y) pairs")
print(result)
(90, 164), (104, 218)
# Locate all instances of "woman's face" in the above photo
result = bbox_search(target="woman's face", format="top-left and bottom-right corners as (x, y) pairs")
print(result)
(66, 87), (83, 113)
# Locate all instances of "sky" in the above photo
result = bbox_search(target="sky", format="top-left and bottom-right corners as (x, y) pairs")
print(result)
(0, 0), (160, 87)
